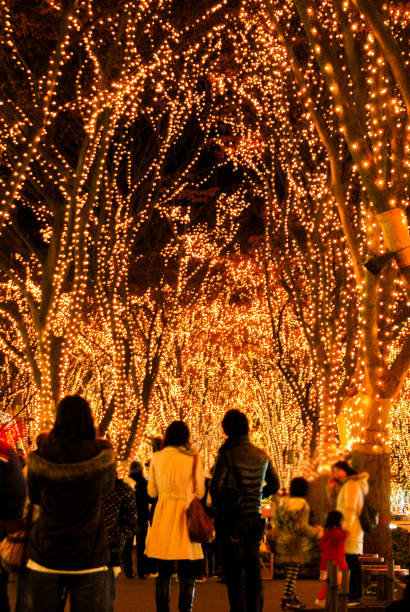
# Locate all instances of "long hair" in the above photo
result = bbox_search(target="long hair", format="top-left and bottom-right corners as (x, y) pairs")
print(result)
(332, 460), (357, 477)
(50, 395), (96, 440)
(163, 421), (190, 448)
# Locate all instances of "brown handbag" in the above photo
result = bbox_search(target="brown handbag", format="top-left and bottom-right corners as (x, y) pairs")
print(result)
(186, 455), (214, 544)
(0, 504), (34, 572)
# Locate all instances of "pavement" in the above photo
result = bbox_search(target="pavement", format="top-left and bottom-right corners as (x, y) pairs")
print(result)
(8, 573), (394, 610)
(8, 573), (322, 611)
(113, 574), (321, 610)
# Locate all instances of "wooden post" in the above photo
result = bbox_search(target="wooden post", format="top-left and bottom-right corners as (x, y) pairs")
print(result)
(326, 560), (332, 611)
(339, 569), (350, 612)
(386, 558), (394, 603)
(327, 560), (338, 612)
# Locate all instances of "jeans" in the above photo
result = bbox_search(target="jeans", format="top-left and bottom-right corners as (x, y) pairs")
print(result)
(30, 569), (109, 612)
(106, 568), (116, 612)
(218, 514), (265, 612)
(346, 554), (362, 600)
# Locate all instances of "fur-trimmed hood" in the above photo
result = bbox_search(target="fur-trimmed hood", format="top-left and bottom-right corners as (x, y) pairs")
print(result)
(27, 435), (116, 571)
(27, 446), (115, 482)
(343, 471), (369, 496)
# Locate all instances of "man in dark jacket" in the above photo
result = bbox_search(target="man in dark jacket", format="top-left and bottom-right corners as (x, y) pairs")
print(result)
(123, 460), (151, 578)
(0, 436), (27, 612)
(210, 409), (280, 612)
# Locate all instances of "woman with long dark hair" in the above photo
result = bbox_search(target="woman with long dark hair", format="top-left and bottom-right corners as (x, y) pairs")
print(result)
(145, 420), (205, 612)
(26, 395), (116, 612)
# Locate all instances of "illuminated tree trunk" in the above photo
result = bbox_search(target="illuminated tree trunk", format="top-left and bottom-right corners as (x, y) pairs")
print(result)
(279, 0), (410, 559)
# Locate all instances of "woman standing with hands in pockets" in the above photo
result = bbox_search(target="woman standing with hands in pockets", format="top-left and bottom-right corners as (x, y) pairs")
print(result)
(145, 421), (205, 612)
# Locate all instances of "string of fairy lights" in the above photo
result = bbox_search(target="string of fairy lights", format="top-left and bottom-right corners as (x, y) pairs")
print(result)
(0, 1), (409, 504)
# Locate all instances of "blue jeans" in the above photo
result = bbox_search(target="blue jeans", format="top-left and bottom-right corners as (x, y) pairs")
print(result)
(30, 569), (109, 612)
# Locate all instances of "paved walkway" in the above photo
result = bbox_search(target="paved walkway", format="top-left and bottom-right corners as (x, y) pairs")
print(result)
(9, 573), (393, 610)
(113, 574), (321, 610)
(8, 574), (321, 611)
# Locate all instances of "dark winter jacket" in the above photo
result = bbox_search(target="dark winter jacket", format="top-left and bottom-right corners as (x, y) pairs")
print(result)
(102, 477), (137, 566)
(210, 435), (280, 516)
(27, 434), (116, 571)
(129, 471), (150, 528)
(0, 439), (26, 525)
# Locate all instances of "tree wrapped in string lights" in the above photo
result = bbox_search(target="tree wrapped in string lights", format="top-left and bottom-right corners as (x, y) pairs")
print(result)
(0, 0), (240, 442)
(261, 0), (410, 554)
(207, 16), (359, 459)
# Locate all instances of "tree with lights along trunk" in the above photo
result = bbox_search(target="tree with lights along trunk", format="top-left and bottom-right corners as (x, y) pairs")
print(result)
(0, 0), (239, 437)
(264, 0), (410, 557)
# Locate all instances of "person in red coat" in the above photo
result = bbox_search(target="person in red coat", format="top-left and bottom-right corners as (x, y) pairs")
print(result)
(315, 510), (348, 606)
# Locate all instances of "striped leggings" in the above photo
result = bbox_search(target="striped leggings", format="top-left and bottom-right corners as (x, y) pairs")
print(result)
(284, 562), (301, 597)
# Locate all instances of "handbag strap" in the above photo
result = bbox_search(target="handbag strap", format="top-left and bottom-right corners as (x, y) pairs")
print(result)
(192, 454), (199, 495)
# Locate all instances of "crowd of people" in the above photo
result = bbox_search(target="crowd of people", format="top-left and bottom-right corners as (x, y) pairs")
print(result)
(0, 394), (407, 611)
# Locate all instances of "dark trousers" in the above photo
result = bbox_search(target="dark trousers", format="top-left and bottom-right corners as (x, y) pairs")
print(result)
(30, 569), (108, 612)
(156, 559), (198, 612)
(346, 553), (362, 601)
(16, 569), (32, 612)
(123, 525), (150, 577)
(218, 514), (265, 612)
(0, 565), (10, 612)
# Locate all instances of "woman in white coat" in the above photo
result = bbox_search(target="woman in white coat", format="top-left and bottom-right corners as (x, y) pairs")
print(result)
(145, 421), (205, 612)
(329, 460), (369, 605)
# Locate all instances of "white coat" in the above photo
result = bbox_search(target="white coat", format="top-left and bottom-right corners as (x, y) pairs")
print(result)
(336, 472), (369, 555)
(145, 446), (205, 560)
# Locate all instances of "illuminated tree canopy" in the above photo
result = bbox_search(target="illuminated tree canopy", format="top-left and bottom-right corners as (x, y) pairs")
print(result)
(1, 1), (410, 524)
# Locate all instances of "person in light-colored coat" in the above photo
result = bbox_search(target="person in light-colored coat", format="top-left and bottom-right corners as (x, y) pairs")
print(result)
(329, 460), (369, 604)
(145, 421), (205, 612)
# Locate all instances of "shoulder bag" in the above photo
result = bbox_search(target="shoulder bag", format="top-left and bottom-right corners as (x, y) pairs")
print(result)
(0, 503), (34, 572)
(186, 455), (214, 544)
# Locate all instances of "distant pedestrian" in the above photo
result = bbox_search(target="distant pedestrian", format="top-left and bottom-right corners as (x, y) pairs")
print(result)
(315, 510), (348, 607)
(145, 420), (205, 612)
(275, 477), (321, 610)
(329, 460), (369, 605)
(26, 395), (116, 612)
(210, 409), (280, 612)
(102, 474), (137, 611)
(123, 460), (151, 578)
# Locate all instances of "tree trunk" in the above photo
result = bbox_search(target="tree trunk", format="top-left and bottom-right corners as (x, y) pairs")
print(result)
(352, 447), (392, 561)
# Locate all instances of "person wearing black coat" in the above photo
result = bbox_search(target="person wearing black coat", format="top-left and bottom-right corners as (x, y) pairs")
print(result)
(210, 409), (280, 612)
(26, 395), (116, 612)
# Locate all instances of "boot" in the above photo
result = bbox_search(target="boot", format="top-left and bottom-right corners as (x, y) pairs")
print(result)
(155, 578), (170, 612)
(178, 578), (195, 612)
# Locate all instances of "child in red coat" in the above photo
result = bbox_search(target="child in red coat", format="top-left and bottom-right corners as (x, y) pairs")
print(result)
(315, 510), (348, 607)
